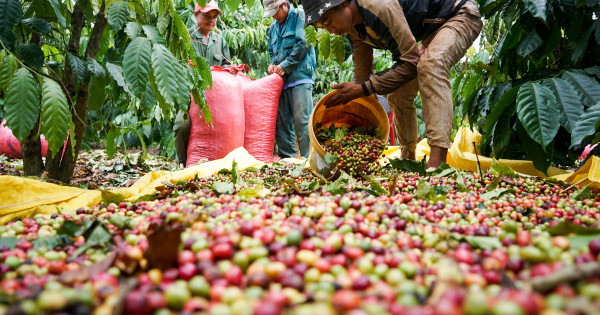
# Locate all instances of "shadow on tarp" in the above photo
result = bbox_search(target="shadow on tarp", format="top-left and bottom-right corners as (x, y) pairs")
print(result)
(0, 127), (598, 224)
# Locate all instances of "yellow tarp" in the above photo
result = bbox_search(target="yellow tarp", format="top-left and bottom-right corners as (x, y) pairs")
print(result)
(1, 128), (598, 224)
(0, 147), (263, 225)
(384, 126), (569, 178)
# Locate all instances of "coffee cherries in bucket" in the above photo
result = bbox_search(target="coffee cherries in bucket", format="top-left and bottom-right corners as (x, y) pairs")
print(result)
(316, 124), (386, 177)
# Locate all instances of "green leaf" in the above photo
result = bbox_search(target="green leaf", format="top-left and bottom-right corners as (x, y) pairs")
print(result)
(516, 29), (542, 57)
(462, 74), (482, 106)
(71, 221), (112, 259)
(0, 237), (18, 249)
(32, 235), (72, 250)
(389, 156), (427, 176)
(367, 180), (388, 196)
(571, 101), (600, 147)
(548, 220), (600, 236)
(323, 175), (349, 195)
(453, 235), (502, 250)
(305, 24), (317, 47)
(596, 20), (600, 47)
(89, 75), (109, 111)
(501, 0), (520, 26)
(585, 66), (600, 80)
(568, 234), (600, 251)
(290, 160), (307, 178)
(480, 188), (512, 200)
(86, 57), (106, 77)
(561, 71), (600, 107)
(175, 62), (191, 110)
(331, 35), (345, 66)
(570, 25), (594, 66)
(0, 54), (18, 92)
(101, 190), (126, 205)
(106, 127), (119, 158)
(67, 53), (86, 83)
(454, 172), (468, 191)
(425, 163), (453, 176)
(58, 220), (87, 237)
(4, 68), (40, 141)
(571, 185), (592, 201)
(123, 37), (152, 98)
(212, 182), (234, 195)
(232, 159), (245, 185)
(48, 0), (66, 28)
(0, 25), (17, 50)
(317, 29), (331, 60)
(523, 0), (547, 22)
(0, 0), (22, 28)
(106, 62), (133, 95)
(195, 56), (212, 90)
(40, 78), (70, 158)
(22, 17), (51, 35)
(486, 176), (501, 192)
(152, 44), (180, 104)
(125, 21), (142, 39)
(542, 78), (584, 133)
(516, 120), (553, 175)
(107, 1), (128, 32)
(491, 102), (514, 156)
(19, 44), (44, 70)
(108, 215), (131, 230)
(489, 158), (518, 177)
(324, 152), (337, 164)
(97, 27), (111, 62)
(142, 24), (166, 45)
(516, 82), (560, 150)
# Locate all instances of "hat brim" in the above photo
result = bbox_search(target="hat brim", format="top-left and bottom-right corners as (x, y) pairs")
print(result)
(263, 7), (279, 18)
(197, 8), (223, 15)
(303, 0), (345, 27)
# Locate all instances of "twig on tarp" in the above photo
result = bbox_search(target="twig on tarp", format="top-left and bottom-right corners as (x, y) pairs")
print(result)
(531, 262), (600, 292)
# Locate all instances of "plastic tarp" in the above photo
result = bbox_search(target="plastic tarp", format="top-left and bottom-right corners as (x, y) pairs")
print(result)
(384, 126), (568, 178)
(1, 126), (598, 224)
(0, 148), (263, 225)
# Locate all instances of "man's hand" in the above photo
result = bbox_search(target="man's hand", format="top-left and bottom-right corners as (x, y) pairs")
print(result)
(325, 82), (365, 107)
(268, 64), (285, 76)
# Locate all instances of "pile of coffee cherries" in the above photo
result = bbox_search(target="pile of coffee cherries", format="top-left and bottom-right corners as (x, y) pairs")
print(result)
(317, 125), (387, 177)
(1, 162), (600, 315)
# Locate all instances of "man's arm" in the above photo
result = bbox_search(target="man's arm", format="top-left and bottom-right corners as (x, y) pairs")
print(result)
(360, 0), (419, 95)
(350, 34), (374, 84)
(278, 10), (310, 74)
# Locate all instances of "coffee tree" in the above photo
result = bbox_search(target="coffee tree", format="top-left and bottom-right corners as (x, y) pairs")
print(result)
(0, 0), (220, 183)
(458, 0), (600, 173)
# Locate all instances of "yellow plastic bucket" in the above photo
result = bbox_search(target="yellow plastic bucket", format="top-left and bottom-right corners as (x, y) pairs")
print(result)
(308, 92), (390, 180)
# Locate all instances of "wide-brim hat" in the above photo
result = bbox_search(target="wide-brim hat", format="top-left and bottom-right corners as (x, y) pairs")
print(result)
(262, 0), (285, 18)
(195, 1), (223, 15)
(302, 0), (345, 27)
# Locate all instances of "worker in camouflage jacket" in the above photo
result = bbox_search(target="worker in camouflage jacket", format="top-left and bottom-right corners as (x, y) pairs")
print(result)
(301, 0), (482, 168)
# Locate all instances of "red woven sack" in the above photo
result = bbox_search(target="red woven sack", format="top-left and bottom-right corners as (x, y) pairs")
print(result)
(186, 67), (245, 166)
(0, 120), (49, 158)
(235, 74), (282, 163)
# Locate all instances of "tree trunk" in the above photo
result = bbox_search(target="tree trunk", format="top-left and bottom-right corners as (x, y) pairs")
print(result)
(21, 122), (43, 176)
(21, 35), (44, 176)
(46, 2), (108, 183)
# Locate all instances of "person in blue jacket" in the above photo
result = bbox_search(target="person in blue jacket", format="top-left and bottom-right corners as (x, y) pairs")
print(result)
(263, 0), (317, 158)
